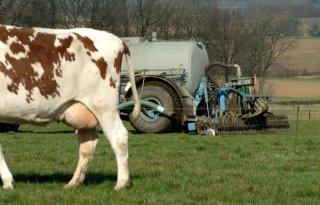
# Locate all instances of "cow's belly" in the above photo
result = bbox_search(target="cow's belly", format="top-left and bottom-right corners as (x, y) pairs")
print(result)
(0, 92), (68, 125)
(0, 92), (98, 129)
(0, 68), (79, 125)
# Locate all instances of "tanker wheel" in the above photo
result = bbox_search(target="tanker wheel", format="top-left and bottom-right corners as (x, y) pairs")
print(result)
(129, 82), (174, 133)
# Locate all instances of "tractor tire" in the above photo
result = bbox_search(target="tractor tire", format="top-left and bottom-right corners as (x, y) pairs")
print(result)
(129, 82), (174, 133)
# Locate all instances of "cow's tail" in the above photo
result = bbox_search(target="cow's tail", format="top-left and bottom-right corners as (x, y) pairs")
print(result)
(123, 43), (141, 119)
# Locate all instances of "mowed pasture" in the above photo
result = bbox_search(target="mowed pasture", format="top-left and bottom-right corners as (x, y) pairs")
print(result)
(0, 106), (319, 204)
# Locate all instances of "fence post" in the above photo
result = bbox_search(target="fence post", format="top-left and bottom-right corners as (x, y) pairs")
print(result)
(295, 106), (300, 147)
(309, 109), (311, 120)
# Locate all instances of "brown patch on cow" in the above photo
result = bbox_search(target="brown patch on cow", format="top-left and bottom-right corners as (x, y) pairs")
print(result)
(109, 76), (116, 88)
(74, 33), (98, 52)
(92, 57), (108, 79)
(0, 27), (34, 44)
(10, 27), (35, 43)
(114, 43), (130, 74)
(114, 51), (123, 74)
(0, 26), (76, 102)
(58, 37), (75, 62)
(123, 42), (130, 55)
(10, 42), (26, 54)
(55, 67), (62, 77)
(74, 33), (109, 79)
(0, 27), (10, 43)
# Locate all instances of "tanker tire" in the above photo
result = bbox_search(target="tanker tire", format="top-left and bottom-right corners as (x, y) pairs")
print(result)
(129, 83), (174, 133)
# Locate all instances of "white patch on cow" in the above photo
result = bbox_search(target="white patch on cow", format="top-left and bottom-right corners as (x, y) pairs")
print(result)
(29, 36), (34, 42)
(6, 36), (17, 45)
(54, 37), (62, 47)
(0, 44), (9, 68)
(31, 62), (44, 79)
(4, 60), (13, 70)
(29, 32), (36, 42)
(0, 72), (13, 92)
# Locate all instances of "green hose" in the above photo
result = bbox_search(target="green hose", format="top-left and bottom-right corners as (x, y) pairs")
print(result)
(118, 100), (165, 114)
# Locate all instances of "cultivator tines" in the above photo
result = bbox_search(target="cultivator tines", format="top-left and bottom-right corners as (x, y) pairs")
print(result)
(196, 116), (253, 134)
(196, 113), (289, 135)
(258, 113), (290, 131)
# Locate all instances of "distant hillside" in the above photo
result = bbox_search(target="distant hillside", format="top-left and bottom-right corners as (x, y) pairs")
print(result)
(213, 0), (320, 7)
(212, 0), (320, 17)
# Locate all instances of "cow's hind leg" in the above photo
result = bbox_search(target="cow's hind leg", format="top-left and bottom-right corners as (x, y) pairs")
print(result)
(64, 129), (99, 189)
(0, 145), (14, 189)
(97, 111), (130, 191)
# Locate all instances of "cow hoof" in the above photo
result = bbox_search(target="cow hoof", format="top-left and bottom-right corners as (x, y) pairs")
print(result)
(3, 179), (14, 189)
(64, 183), (80, 189)
(3, 184), (13, 189)
(114, 181), (131, 191)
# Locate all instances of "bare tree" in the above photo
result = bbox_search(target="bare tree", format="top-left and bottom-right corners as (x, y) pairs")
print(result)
(17, 0), (51, 27)
(170, 0), (211, 39)
(244, 11), (297, 94)
(204, 9), (249, 64)
(84, 0), (110, 29)
(0, 0), (18, 23)
(0, 0), (31, 25)
(59, 0), (86, 28)
(47, 0), (58, 28)
(130, 0), (171, 37)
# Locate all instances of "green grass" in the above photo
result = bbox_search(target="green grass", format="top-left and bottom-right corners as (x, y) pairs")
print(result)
(0, 118), (320, 204)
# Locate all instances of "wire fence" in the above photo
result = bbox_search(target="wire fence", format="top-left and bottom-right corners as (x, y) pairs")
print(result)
(269, 104), (320, 121)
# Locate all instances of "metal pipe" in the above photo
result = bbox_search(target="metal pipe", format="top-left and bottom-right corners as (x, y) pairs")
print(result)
(118, 99), (166, 114)
(203, 77), (210, 117)
(205, 62), (242, 79)
(233, 64), (242, 79)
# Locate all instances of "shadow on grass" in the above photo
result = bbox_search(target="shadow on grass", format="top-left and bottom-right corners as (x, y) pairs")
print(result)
(17, 130), (74, 134)
(17, 129), (169, 135)
(13, 172), (141, 186)
(17, 130), (104, 135)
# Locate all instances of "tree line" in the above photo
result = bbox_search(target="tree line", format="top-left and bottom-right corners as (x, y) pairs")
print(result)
(0, 0), (301, 93)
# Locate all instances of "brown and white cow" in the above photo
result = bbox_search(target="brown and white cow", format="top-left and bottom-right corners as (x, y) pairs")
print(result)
(0, 25), (140, 190)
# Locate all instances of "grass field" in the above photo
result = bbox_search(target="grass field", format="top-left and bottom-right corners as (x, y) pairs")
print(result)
(0, 110), (319, 205)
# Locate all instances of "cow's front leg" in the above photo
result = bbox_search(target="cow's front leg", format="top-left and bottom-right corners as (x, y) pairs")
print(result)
(64, 129), (99, 189)
(0, 145), (14, 189)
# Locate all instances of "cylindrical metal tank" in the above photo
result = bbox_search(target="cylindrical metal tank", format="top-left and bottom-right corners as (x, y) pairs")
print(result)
(121, 37), (209, 95)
